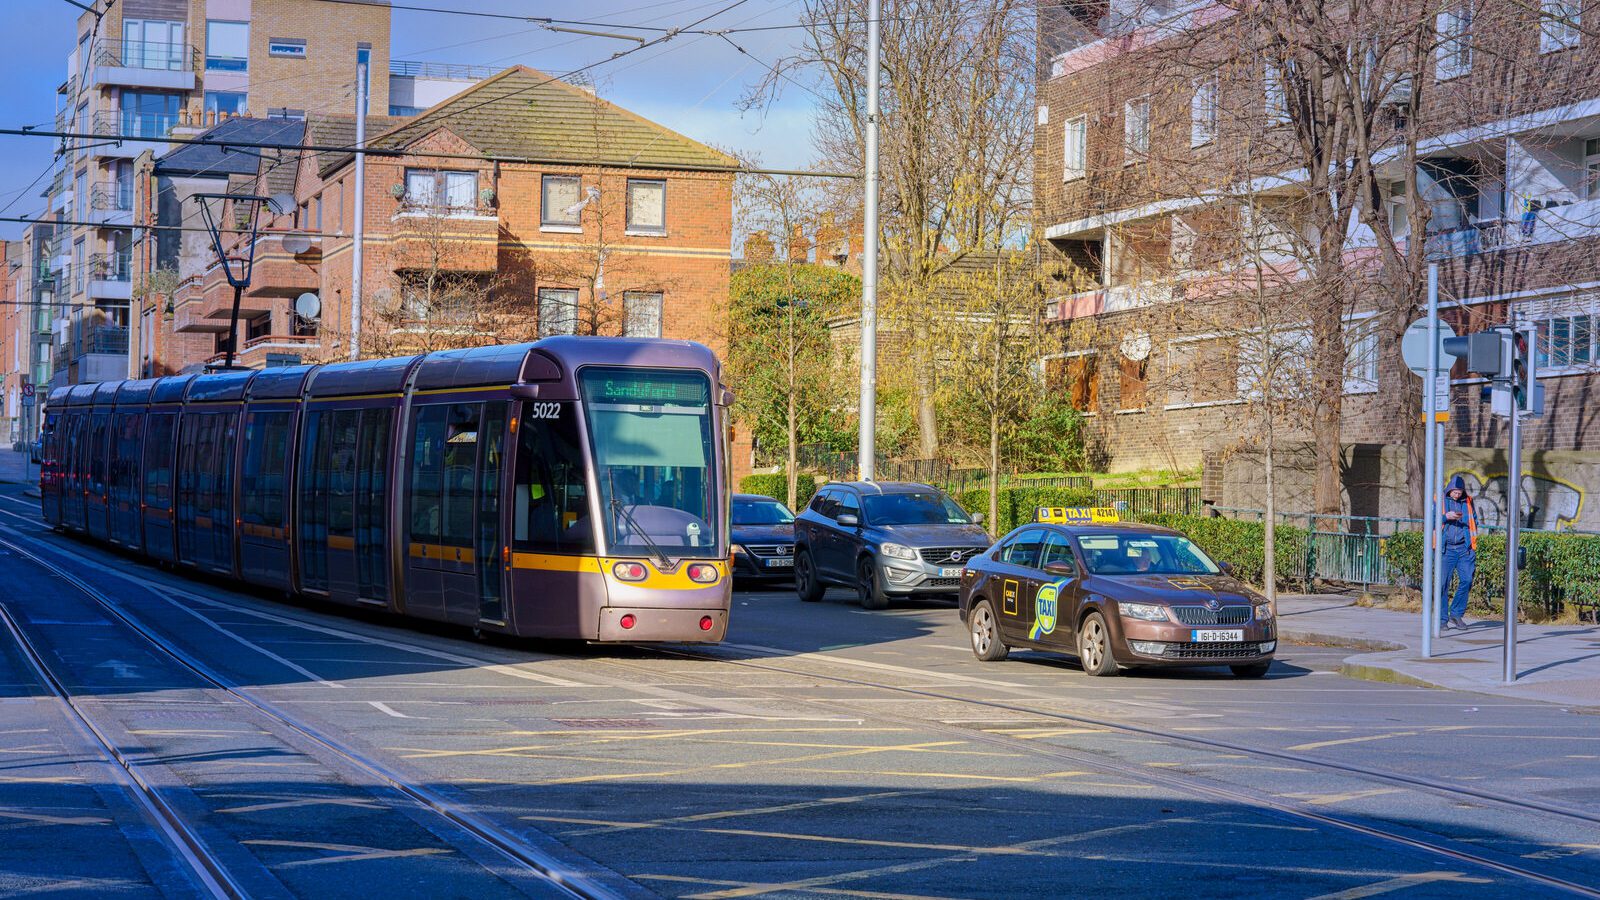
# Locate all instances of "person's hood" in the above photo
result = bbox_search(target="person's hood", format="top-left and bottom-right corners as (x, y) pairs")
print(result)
(1446, 474), (1468, 495)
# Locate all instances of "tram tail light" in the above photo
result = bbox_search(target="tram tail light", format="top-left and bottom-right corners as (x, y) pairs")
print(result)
(612, 562), (647, 581)
(699, 616), (714, 632)
(620, 614), (637, 630)
(687, 564), (719, 584)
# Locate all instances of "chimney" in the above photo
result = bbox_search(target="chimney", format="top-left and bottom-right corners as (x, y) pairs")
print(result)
(787, 223), (810, 263)
(745, 230), (774, 263)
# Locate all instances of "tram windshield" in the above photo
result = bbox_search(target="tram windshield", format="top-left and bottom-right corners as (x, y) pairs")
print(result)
(580, 367), (720, 559)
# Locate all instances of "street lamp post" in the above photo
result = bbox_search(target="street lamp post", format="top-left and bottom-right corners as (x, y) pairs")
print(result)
(191, 192), (291, 370)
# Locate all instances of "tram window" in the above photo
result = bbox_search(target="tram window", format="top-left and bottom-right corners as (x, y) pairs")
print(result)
(240, 411), (291, 526)
(355, 408), (391, 599)
(298, 410), (330, 587)
(88, 414), (109, 495)
(143, 413), (176, 509)
(193, 414), (217, 526)
(112, 412), (142, 506)
(513, 401), (594, 554)
(441, 403), (480, 548)
(327, 410), (360, 538)
(408, 404), (448, 543)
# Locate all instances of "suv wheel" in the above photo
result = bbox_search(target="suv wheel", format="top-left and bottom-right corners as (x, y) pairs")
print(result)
(795, 549), (824, 603)
(856, 556), (888, 610)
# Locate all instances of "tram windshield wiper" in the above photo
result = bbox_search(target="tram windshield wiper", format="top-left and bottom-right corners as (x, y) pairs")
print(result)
(608, 472), (672, 569)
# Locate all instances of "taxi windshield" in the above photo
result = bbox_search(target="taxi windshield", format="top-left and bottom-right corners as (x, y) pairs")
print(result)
(732, 499), (794, 526)
(1077, 533), (1220, 576)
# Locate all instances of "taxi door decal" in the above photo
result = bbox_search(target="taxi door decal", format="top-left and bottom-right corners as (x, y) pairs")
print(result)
(1002, 579), (1019, 616)
(1029, 580), (1064, 641)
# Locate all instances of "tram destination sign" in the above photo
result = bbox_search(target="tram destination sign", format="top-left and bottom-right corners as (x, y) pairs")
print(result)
(592, 374), (708, 405)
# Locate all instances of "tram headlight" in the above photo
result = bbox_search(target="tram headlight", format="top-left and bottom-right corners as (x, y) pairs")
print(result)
(613, 562), (648, 581)
(687, 563), (720, 584)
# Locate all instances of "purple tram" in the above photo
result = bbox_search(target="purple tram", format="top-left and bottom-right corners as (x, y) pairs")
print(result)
(37, 338), (733, 643)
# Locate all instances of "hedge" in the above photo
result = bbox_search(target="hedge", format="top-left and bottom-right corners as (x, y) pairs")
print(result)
(1128, 513), (1310, 591)
(739, 473), (818, 509)
(1382, 530), (1600, 617)
(953, 485), (1096, 534)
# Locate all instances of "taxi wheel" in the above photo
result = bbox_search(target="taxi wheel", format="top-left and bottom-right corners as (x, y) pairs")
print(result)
(795, 550), (824, 603)
(857, 557), (888, 610)
(1231, 662), (1271, 678)
(1077, 611), (1118, 677)
(969, 599), (1008, 662)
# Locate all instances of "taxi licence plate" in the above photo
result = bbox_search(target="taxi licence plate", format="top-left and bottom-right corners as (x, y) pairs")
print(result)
(765, 557), (793, 567)
(939, 567), (963, 578)
(1192, 629), (1243, 642)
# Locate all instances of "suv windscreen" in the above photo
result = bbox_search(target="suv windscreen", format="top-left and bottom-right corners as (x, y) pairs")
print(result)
(861, 491), (970, 526)
(1077, 533), (1219, 576)
(733, 499), (795, 526)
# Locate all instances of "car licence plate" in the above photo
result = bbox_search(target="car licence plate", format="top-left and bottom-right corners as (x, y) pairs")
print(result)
(1192, 629), (1243, 642)
(764, 557), (793, 567)
(938, 567), (963, 577)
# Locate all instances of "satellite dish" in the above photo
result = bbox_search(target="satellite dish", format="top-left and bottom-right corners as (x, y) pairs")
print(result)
(267, 193), (297, 217)
(1120, 331), (1152, 362)
(281, 232), (313, 254)
(294, 292), (321, 320)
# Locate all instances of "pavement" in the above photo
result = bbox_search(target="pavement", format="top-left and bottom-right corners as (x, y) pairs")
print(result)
(0, 447), (36, 494)
(1278, 593), (1600, 709)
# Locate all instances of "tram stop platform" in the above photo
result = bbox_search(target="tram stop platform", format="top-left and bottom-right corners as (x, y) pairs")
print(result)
(1278, 594), (1600, 710)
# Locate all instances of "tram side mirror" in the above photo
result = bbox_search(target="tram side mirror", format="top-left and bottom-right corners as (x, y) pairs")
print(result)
(1043, 561), (1075, 578)
(836, 514), (859, 528)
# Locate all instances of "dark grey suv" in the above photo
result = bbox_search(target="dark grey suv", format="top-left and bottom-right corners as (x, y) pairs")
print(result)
(793, 482), (990, 609)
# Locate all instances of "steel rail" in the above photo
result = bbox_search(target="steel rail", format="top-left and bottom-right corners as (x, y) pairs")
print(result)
(628, 646), (1600, 898)
(0, 533), (628, 900)
(0, 602), (242, 899)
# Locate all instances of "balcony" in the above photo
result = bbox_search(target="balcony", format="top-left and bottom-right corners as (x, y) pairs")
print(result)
(86, 325), (129, 355)
(87, 253), (132, 302)
(246, 233), (321, 297)
(93, 110), (179, 158)
(1423, 198), (1600, 261)
(389, 206), (500, 273)
(1045, 282), (1183, 322)
(207, 334), (319, 369)
(90, 39), (197, 91)
(88, 182), (134, 227)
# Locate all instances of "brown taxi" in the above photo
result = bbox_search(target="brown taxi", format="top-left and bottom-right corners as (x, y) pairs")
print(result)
(956, 509), (1276, 677)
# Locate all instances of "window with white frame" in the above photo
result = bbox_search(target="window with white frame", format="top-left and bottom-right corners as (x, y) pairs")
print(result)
(205, 20), (249, 71)
(1263, 63), (1289, 126)
(1538, 311), (1595, 370)
(1190, 77), (1218, 147)
(1236, 328), (1312, 400)
(623, 291), (663, 337)
(1167, 337), (1239, 406)
(541, 174), (582, 227)
(626, 178), (666, 234)
(1585, 139), (1600, 200)
(403, 169), (478, 214)
(1124, 97), (1150, 164)
(1436, 4), (1473, 79)
(1344, 318), (1380, 393)
(1540, 0), (1581, 52)
(1063, 115), (1087, 181)
(1385, 181), (1410, 238)
(538, 288), (578, 337)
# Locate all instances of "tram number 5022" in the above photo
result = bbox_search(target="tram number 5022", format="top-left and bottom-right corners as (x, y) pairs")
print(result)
(527, 402), (562, 420)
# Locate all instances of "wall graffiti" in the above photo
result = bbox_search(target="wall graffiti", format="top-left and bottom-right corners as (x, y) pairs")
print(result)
(1449, 469), (1585, 531)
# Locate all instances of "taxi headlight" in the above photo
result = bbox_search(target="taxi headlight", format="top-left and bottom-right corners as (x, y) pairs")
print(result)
(880, 542), (918, 561)
(1120, 602), (1168, 621)
(1254, 603), (1274, 621)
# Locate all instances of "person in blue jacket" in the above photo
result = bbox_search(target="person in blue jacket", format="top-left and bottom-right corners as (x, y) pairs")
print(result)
(1439, 474), (1478, 631)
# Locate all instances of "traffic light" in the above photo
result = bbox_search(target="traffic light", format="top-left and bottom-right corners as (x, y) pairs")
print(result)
(1442, 331), (1506, 376)
(1513, 324), (1544, 416)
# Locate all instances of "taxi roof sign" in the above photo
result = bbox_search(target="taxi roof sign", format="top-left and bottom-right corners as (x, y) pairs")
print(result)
(1036, 506), (1120, 525)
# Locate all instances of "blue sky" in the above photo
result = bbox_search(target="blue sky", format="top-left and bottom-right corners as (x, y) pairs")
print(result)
(0, 0), (820, 238)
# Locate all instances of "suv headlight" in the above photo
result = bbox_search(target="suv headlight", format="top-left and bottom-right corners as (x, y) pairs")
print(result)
(1254, 603), (1274, 621)
(1120, 602), (1169, 621)
(880, 542), (918, 561)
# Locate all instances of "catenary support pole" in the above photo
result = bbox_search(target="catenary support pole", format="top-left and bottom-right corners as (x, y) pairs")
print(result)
(1421, 264), (1439, 658)
(349, 60), (368, 361)
(857, 0), (881, 482)
(1505, 326), (1522, 683)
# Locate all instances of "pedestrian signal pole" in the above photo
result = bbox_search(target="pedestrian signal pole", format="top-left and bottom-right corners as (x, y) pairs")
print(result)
(857, 0), (881, 481)
(1421, 265), (1440, 659)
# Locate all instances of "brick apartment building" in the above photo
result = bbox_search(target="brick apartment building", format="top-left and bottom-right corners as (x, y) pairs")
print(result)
(142, 65), (738, 374)
(2, 0), (496, 421)
(1036, 0), (1600, 517)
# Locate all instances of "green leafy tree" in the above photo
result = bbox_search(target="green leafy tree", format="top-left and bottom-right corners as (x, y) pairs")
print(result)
(728, 262), (859, 509)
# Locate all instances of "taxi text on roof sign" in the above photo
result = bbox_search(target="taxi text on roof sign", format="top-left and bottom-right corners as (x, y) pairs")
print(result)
(1036, 506), (1120, 525)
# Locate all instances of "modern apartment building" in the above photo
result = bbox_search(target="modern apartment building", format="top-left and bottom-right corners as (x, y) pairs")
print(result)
(1036, 0), (1600, 499)
(142, 65), (738, 375)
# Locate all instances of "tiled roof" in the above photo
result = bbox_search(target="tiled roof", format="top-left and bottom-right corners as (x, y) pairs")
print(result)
(154, 117), (305, 179)
(308, 114), (406, 178)
(321, 66), (737, 176)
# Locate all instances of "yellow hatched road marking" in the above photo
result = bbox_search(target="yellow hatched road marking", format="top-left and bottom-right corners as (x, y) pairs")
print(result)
(1307, 872), (1491, 899)
(637, 874), (945, 900)
(1286, 726), (1474, 752)
(526, 741), (968, 786)
(0, 809), (111, 826)
(1523, 843), (1600, 860)
(242, 839), (451, 868)
(789, 767), (1101, 785)
(553, 790), (925, 836)
(523, 815), (1047, 855)
(218, 797), (384, 814)
(1289, 788), (1402, 806)
(692, 738), (1018, 757)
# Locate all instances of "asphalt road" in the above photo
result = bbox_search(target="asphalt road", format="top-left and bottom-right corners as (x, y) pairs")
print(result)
(0, 483), (1595, 899)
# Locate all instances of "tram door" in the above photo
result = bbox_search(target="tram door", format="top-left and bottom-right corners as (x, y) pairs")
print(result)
(405, 402), (505, 626)
(473, 404), (507, 625)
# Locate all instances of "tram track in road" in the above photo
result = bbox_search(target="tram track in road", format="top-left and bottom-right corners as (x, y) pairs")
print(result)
(603, 646), (1600, 898)
(0, 532), (633, 900)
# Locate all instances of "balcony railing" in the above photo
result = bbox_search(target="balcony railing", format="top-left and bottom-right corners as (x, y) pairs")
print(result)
(89, 253), (132, 283)
(95, 39), (196, 73)
(390, 59), (499, 80)
(87, 325), (129, 355)
(95, 109), (179, 141)
(91, 182), (134, 212)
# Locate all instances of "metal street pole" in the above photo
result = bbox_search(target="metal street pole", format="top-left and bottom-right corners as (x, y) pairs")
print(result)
(857, 0), (881, 482)
(1504, 325), (1522, 683)
(349, 59), (369, 362)
(1421, 263), (1439, 657)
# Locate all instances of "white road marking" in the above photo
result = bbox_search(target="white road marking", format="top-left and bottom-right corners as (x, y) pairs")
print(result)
(368, 701), (411, 719)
